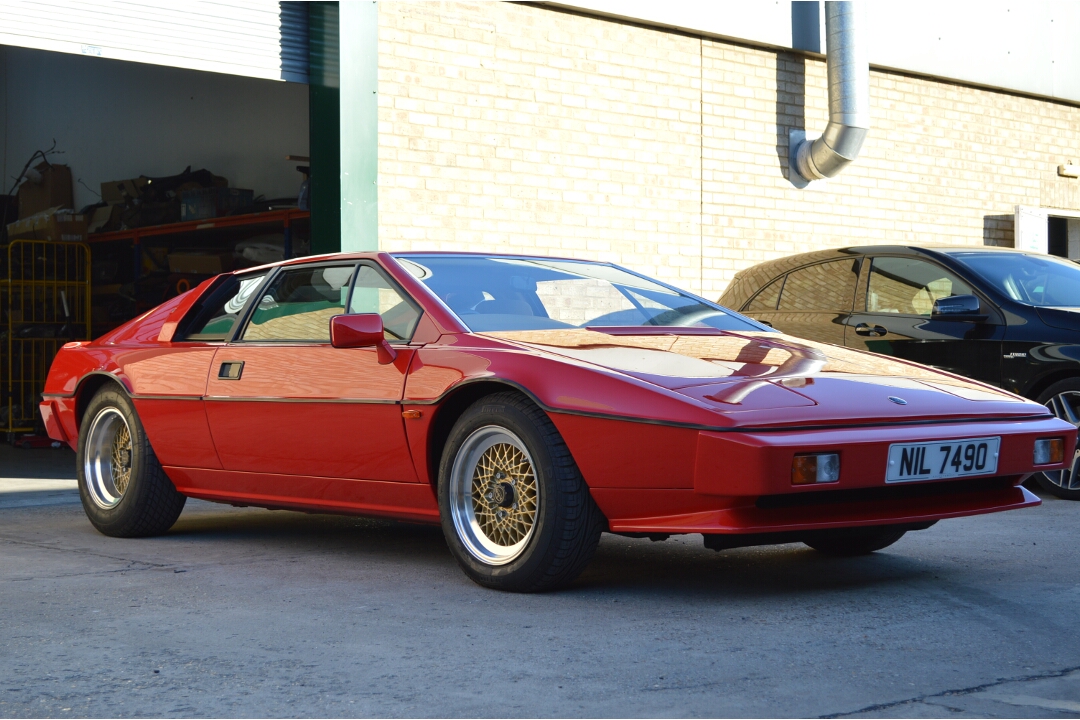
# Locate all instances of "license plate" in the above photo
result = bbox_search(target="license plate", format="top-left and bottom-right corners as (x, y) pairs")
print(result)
(885, 437), (1000, 483)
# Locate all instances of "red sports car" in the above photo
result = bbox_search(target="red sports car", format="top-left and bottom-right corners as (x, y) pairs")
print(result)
(41, 252), (1074, 591)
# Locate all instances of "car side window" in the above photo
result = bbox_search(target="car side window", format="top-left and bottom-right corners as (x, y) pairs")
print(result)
(179, 273), (268, 341)
(867, 257), (974, 316)
(744, 276), (783, 312)
(348, 264), (422, 341)
(777, 259), (859, 312)
(242, 265), (356, 342)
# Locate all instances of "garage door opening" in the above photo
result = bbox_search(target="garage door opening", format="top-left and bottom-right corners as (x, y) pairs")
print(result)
(1015, 206), (1080, 261)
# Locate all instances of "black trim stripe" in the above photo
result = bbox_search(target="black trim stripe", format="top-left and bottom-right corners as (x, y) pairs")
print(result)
(131, 394), (202, 402)
(203, 396), (400, 405)
(63, 373), (1054, 434)
(545, 406), (1054, 433)
(404, 377), (1053, 434)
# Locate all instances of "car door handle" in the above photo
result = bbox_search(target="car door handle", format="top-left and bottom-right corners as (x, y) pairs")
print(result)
(218, 361), (244, 380)
(855, 323), (887, 337)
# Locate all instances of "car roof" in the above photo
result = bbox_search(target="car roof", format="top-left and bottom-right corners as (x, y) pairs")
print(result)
(719, 244), (1038, 308)
(237, 250), (619, 275)
(741, 245), (1032, 273)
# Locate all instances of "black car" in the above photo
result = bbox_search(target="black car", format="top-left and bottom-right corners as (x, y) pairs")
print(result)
(719, 245), (1080, 500)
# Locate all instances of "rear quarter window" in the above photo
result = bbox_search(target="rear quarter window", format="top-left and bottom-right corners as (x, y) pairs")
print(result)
(176, 273), (267, 342)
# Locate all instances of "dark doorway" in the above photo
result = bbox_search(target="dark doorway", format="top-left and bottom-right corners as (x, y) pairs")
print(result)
(1048, 216), (1069, 258)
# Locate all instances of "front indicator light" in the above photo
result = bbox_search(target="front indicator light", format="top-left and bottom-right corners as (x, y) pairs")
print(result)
(792, 453), (840, 485)
(1034, 438), (1065, 465)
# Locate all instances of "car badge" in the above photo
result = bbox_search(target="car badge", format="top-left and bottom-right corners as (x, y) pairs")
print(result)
(888, 396), (908, 405)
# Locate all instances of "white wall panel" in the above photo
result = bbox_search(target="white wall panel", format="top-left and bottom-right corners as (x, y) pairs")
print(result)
(0, 0), (296, 81)
(548, 0), (1080, 104)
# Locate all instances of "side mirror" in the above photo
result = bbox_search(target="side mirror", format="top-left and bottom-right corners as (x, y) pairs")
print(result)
(931, 294), (986, 321)
(330, 314), (398, 364)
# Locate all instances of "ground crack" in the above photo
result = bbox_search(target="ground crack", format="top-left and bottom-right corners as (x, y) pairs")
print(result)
(0, 536), (170, 569)
(821, 665), (1080, 718)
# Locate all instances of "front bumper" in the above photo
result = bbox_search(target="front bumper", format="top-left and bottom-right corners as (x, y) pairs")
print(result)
(600, 415), (1069, 534)
(693, 416), (1073, 497)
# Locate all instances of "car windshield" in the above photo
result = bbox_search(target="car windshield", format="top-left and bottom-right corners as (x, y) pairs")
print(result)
(394, 255), (764, 333)
(951, 252), (1080, 307)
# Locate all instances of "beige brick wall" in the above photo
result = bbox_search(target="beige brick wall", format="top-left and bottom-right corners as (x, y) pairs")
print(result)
(377, 1), (1080, 299)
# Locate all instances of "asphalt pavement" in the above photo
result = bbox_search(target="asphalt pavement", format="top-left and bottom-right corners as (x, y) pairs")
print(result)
(1, 443), (1079, 718)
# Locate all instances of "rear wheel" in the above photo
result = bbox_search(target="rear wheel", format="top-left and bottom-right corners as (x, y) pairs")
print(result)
(804, 526), (908, 556)
(77, 386), (186, 537)
(1034, 379), (1080, 500)
(438, 392), (605, 592)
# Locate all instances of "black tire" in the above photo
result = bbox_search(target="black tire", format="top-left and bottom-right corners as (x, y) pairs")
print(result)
(803, 525), (907, 556)
(1033, 378), (1080, 500)
(437, 392), (605, 592)
(76, 385), (186, 537)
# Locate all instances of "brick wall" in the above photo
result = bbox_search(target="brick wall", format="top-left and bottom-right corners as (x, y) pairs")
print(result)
(377, 1), (1080, 299)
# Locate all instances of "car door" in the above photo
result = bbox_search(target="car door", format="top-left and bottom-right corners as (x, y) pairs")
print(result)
(845, 255), (1004, 385)
(745, 258), (861, 345)
(203, 260), (424, 484)
(127, 270), (270, 470)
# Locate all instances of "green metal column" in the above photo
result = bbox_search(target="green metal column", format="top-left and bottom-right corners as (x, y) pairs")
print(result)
(308, 2), (340, 255)
(339, 1), (379, 252)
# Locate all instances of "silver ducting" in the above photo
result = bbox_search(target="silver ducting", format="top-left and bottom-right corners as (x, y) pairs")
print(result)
(792, 2), (870, 182)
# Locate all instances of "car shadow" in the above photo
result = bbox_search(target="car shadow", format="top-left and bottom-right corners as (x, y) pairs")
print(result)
(165, 501), (941, 600)
(577, 535), (935, 599)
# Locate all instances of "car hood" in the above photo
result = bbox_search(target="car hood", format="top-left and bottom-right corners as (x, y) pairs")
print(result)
(483, 328), (1046, 427)
(1036, 306), (1080, 333)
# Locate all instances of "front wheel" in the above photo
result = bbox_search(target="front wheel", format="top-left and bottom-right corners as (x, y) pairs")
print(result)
(803, 526), (908, 556)
(438, 392), (605, 592)
(77, 386), (186, 537)
(1033, 379), (1080, 500)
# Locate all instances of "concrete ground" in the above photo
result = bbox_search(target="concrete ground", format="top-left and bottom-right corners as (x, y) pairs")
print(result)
(1, 443), (1079, 718)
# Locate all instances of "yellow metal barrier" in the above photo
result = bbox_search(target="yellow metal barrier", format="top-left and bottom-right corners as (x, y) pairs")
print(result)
(1, 240), (91, 435)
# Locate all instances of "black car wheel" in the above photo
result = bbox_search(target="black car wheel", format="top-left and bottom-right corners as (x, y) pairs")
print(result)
(77, 386), (187, 537)
(803, 525), (908, 556)
(1034, 379), (1080, 500)
(438, 392), (605, 592)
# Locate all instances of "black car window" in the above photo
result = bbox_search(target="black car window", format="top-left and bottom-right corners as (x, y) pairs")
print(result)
(745, 276), (783, 312)
(952, 252), (1080, 307)
(867, 257), (973, 316)
(179, 272), (268, 342)
(348, 264), (422, 341)
(777, 260), (859, 312)
(242, 265), (356, 342)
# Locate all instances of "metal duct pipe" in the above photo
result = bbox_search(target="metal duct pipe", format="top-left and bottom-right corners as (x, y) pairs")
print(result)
(793, 1), (870, 182)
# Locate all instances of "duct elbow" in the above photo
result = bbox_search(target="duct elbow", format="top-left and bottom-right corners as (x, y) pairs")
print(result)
(796, 122), (869, 180)
(791, 1), (870, 184)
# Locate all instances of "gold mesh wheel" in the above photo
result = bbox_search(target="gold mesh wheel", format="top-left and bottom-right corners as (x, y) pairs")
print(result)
(471, 442), (538, 547)
(449, 426), (540, 565)
(83, 407), (133, 509)
(111, 423), (132, 496)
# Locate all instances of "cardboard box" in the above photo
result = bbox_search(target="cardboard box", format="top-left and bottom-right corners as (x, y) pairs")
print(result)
(180, 187), (255, 221)
(87, 204), (123, 234)
(0, 194), (17, 240)
(167, 251), (233, 275)
(5, 206), (88, 243)
(100, 176), (150, 205)
(18, 163), (73, 219)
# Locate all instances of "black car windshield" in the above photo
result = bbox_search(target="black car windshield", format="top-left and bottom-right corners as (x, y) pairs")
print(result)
(951, 252), (1080, 307)
(394, 255), (764, 333)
